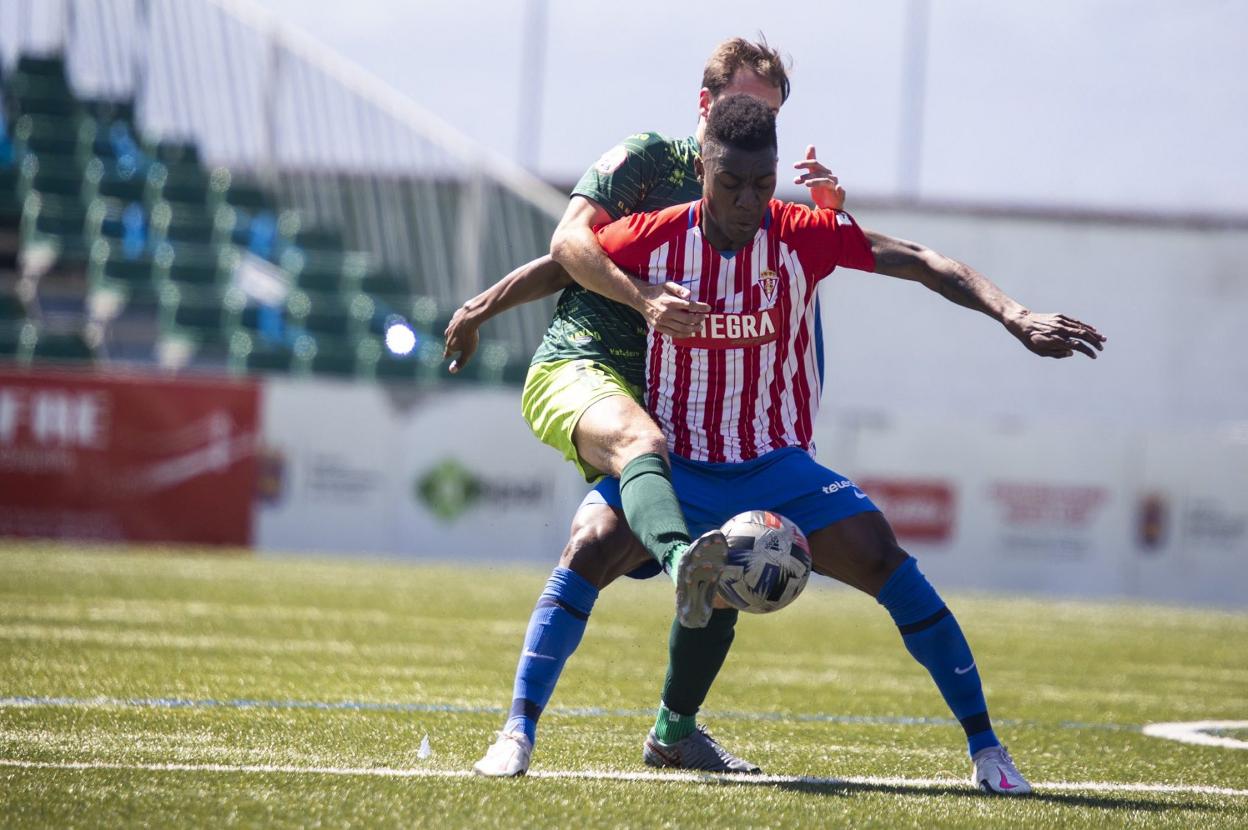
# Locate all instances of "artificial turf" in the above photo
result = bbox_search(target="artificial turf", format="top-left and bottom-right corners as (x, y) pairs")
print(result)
(1, 544), (1245, 828)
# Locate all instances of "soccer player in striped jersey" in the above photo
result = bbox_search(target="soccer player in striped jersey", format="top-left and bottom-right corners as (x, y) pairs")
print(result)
(469, 39), (838, 776)
(582, 93), (1105, 793)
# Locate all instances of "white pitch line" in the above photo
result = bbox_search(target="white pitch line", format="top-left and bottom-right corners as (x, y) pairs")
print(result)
(1, 759), (1245, 798)
(1143, 721), (1248, 750)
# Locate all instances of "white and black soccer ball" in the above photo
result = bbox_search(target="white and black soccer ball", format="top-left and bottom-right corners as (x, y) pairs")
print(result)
(716, 510), (812, 614)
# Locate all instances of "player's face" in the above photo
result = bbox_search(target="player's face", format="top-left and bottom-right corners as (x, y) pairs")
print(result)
(700, 145), (778, 249)
(698, 68), (784, 121)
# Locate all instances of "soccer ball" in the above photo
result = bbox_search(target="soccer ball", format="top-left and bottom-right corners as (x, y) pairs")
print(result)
(716, 510), (812, 614)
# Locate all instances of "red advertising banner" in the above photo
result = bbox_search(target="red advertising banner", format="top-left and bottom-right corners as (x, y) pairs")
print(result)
(856, 478), (956, 544)
(0, 368), (260, 545)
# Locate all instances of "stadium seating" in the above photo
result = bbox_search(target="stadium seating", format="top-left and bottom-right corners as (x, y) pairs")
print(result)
(0, 51), (526, 386)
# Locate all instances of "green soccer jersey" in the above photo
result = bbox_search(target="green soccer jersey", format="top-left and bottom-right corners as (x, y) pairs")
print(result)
(531, 132), (703, 389)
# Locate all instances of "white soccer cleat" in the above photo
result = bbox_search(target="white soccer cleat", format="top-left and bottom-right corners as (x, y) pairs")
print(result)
(472, 731), (533, 778)
(673, 529), (728, 629)
(971, 744), (1032, 795)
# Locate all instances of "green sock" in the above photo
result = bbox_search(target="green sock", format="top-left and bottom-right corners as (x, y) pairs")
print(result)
(653, 607), (739, 744)
(654, 701), (698, 744)
(619, 453), (692, 583)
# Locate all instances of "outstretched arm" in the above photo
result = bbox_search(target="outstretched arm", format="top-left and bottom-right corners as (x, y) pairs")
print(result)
(551, 196), (709, 339)
(443, 255), (571, 373)
(865, 230), (1107, 359)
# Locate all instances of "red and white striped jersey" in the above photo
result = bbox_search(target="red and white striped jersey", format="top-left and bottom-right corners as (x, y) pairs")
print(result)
(596, 199), (876, 463)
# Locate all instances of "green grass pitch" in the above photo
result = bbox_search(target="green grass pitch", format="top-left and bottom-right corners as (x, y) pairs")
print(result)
(1, 544), (1246, 828)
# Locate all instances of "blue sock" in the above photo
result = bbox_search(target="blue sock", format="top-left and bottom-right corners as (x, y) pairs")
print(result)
(503, 567), (598, 745)
(876, 557), (999, 756)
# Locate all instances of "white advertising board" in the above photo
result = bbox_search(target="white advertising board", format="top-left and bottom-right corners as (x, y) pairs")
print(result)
(813, 416), (1138, 599)
(254, 379), (588, 565)
(255, 381), (1247, 607)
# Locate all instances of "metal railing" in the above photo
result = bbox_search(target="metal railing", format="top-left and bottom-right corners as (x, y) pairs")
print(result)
(0, 0), (563, 352)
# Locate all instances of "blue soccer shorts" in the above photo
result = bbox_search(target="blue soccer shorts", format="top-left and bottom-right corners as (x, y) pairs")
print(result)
(581, 446), (880, 580)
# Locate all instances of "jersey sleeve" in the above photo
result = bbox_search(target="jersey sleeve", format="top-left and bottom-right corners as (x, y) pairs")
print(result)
(572, 132), (671, 221)
(594, 203), (690, 281)
(777, 202), (876, 283)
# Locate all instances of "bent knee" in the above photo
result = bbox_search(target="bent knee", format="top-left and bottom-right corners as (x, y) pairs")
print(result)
(560, 521), (611, 566)
(560, 508), (640, 587)
(851, 540), (907, 571)
(614, 424), (666, 464)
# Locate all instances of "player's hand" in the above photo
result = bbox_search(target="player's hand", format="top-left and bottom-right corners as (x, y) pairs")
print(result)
(442, 306), (479, 373)
(793, 145), (846, 211)
(1006, 310), (1107, 359)
(639, 281), (710, 339)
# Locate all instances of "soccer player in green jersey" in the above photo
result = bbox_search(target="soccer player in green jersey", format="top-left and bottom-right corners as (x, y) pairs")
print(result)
(455, 38), (842, 776)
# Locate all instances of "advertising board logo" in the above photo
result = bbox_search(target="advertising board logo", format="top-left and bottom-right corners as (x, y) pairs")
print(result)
(417, 459), (482, 521)
(256, 446), (287, 506)
(1136, 492), (1167, 552)
(988, 482), (1109, 560)
(416, 458), (547, 523)
(857, 478), (956, 544)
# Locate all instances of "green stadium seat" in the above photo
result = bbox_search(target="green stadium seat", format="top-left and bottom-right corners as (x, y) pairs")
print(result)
(168, 297), (235, 344)
(149, 202), (231, 248)
(15, 55), (70, 84)
(0, 292), (27, 323)
(0, 169), (24, 224)
(80, 98), (136, 129)
(31, 329), (94, 363)
(88, 161), (152, 205)
(155, 164), (212, 206)
(0, 319), (37, 360)
(360, 270), (412, 304)
(308, 347), (358, 377)
(7, 74), (79, 119)
(281, 249), (362, 295)
(0, 329), (23, 359)
(293, 263), (344, 294)
(23, 197), (89, 259)
(166, 250), (225, 291)
(243, 344), (296, 374)
(299, 304), (354, 341)
(148, 140), (201, 168)
(222, 181), (273, 213)
(229, 326), (309, 375)
(26, 159), (85, 203)
(159, 164), (210, 203)
(96, 254), (160, 299)
(292, 226), (344, 253)
(13, 114), (83, 158)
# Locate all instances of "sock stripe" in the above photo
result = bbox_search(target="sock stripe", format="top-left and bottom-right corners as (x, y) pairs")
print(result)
(509, 698), (543, 722)
(535, 596), (589, 621)
(960, 711), (992, 737)
(896, 605), (951, 635)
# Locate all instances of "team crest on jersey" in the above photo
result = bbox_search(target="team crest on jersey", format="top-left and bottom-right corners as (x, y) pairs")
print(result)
(758, 270), (779, 304)
(594, 145), (629, 174)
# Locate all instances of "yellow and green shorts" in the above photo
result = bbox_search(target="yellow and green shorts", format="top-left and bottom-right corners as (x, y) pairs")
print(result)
(521, 358), (641, 483)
